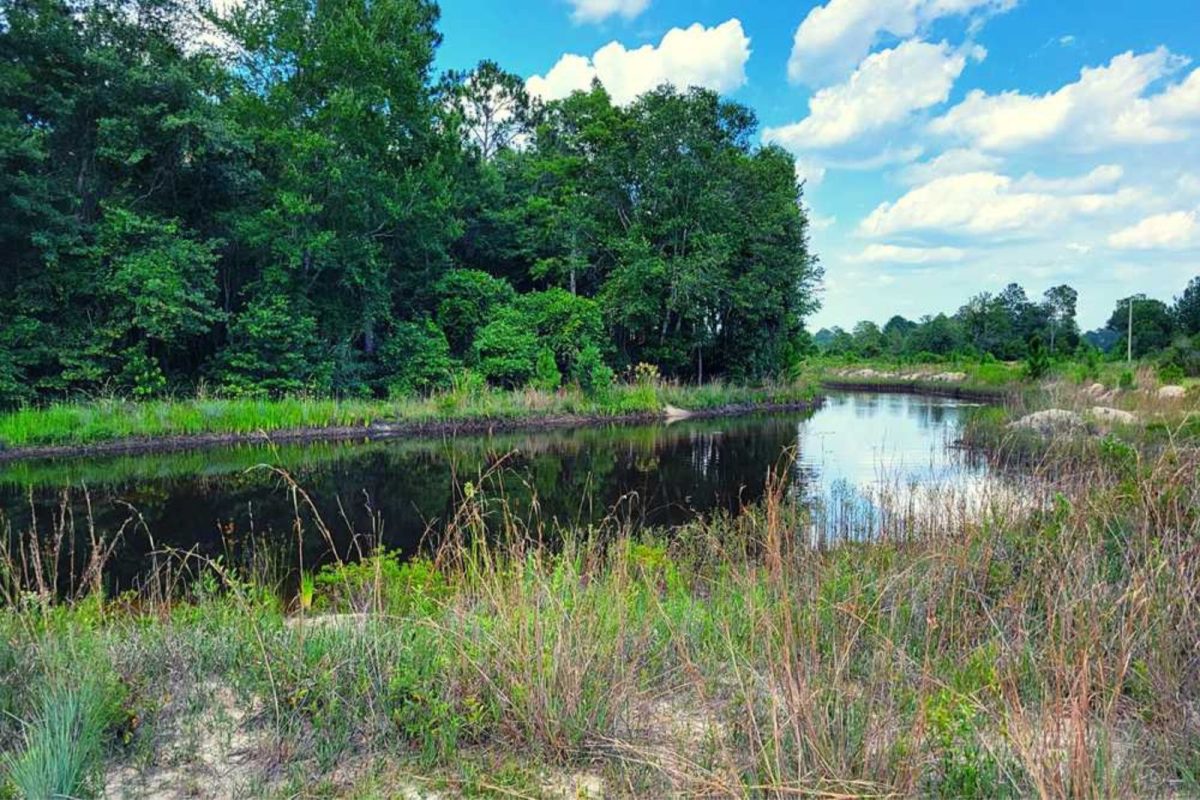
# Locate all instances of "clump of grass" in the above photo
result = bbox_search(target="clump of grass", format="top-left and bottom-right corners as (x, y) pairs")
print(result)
(3, 681), (109, 799)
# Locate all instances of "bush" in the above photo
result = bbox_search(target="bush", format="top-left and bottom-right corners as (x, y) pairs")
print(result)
(1119, 369), (1137, 390)
(573, 344), (614, 396)
(531, 347), (561, 392)
(512, 289), (606, 375)
(472, 309), (540, 388)
(380, 319), (455, 397)
(214, 295), (331, 396)
(435, 270), (517, 357)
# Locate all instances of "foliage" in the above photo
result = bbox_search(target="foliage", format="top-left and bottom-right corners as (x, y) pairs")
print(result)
(471, 308), (540, 387)
(215, 296), (330, 396)
(379, 319), (455, 396)
(531, 347), (561, 392)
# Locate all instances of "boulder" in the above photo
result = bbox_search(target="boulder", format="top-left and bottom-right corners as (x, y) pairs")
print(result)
(1089, 406), (1137, 425)
(1085, 383), (1107, 398)
(1158, 385), (1187, 399)
(1007, 409), (1088, 437)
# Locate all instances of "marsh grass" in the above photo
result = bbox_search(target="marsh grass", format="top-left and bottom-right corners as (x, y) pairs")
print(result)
(0, 379), (818, 450)
(1, 385), (1198, 797)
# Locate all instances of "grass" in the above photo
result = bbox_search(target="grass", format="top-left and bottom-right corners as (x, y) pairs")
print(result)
(1, 379), (1197, 797)
(0, 379), (820, 451)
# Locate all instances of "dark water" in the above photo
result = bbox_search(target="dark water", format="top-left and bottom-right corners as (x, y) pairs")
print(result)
(0, 392), (987, 593)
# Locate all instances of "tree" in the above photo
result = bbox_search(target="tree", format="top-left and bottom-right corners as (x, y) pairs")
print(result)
(444, 60), (538, 161)
(851, 321), (885, 358)
(1042, 284), (1079, 355)
(1174, 276), (1200, 336)
(1106, 296), (1175, 359)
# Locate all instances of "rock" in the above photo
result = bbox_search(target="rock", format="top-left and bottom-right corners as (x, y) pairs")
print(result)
(1007, 409), (1089, 437)
(929, 371), (967, 382)
(1085, 383), (1108, 398)
(1089, 406), (1137, 425)
(663, 404), (693, 422)
(1158, 385), (1187, 399)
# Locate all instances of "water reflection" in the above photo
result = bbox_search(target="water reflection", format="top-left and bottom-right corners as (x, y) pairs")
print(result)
(0, 392), (989, 592)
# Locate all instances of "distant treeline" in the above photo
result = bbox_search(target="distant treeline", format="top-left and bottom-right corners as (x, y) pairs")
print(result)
(0, 0), (820, 408)
(815, 277), (1200, 376)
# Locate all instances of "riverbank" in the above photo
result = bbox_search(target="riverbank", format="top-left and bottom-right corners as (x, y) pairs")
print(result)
(0, 381), (821, 462)
(2, 392), (1197, 797)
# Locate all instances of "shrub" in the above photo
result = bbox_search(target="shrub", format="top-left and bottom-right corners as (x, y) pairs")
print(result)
(1118, 369), (1137, 390)
(531, 347), (561, 392)
(573, 343), (614, 395)
(472, 310), (539, 388)
(214, 295), (330, 396)
(380, 319), (455, 397)
(435, 270), (517, 357)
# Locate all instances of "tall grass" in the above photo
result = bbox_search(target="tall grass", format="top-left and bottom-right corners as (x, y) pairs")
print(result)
(0, 379), (818, 450)
(3, 681), (108, 799)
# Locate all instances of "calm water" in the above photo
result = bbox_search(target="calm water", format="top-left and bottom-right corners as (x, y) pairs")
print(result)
(0, 392), (987, 592)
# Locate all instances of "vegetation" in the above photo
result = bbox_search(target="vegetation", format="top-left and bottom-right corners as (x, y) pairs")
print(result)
(0, 0), (819, 412)
(0, 380), (1198, 797)
(815, 277), (1200, 378)
(0, 378), (819, 450)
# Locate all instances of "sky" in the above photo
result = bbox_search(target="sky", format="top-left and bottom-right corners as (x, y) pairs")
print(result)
(434, 0), (1200, 332)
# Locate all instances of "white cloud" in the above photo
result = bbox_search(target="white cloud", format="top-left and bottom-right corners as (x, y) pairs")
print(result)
(1013, 164), (1124, 194)
(794, 157), (827, 188)
(931, 48), (1200, 152)
(786, 0), (1014, 86)
(897, 147), (1000, 185)
(850, 243), (967, 263)
(765, 40), (975, 151)
(566, 0), (649, 24)
(860, 170), (1142, 238)
(1108, 210), (1199, 250)
(526, 19), (750, 105)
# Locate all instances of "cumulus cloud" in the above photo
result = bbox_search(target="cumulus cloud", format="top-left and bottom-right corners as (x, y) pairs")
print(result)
(897, 147), (1001, 185)
(786, 0), (1014, 86)
(860, 170), (1142, 238)
(566, 0), (649, 24)
(765, 40), (977, 152)
(930, 48), (1200, 152)
(1108, 210), (1199, 250)
(526, 20), (750, 105)
(849, 244), (967, 263)
(794, 157), (827, 188)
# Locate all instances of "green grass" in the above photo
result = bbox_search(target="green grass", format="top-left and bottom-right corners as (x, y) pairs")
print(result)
(0, 379), (819, 450)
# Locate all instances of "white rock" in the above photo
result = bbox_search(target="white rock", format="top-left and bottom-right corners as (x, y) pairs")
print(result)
(1085, 383), (1107, 398)
(1158, 385), (1187, 399)
(1089, 406), (1137, 425)
(1007, 409), (1088, 437)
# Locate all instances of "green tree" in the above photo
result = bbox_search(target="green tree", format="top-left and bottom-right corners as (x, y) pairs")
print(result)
(379, 319), (455, 396)
(216, 296), (330, 395)
(1174, 276), (1200, 336)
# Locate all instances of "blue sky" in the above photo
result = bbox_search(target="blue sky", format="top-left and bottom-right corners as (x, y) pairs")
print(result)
(436, 0), (1200, 331)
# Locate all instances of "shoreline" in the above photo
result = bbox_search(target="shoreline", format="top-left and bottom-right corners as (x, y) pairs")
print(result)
(0, 399), (825, 464)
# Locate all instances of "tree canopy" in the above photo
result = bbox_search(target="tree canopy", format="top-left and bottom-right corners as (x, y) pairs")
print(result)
(0, 0), (821, 407)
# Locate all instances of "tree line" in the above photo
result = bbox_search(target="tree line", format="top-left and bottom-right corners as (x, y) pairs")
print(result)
(0, 0), (821, 408)
(815, 277), (1200, 377)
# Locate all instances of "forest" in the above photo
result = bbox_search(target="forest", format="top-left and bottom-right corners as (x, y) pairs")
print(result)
(813, 277), (1200, 379)
(0, 0), (821, 410)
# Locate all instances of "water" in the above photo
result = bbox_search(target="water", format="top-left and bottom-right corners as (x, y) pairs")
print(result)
(0, 392), (988, 593)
